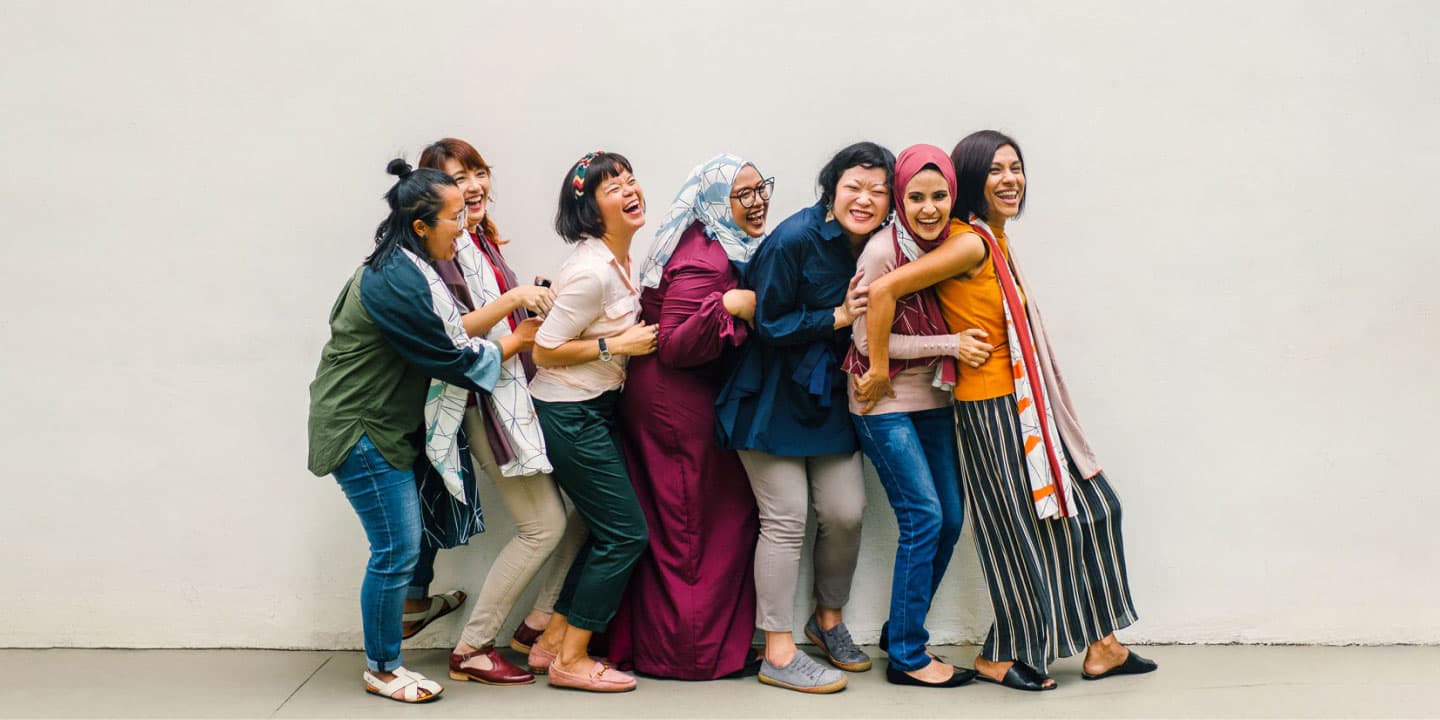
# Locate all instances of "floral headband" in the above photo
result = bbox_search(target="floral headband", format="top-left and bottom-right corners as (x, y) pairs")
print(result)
(571, 151), (604, 198)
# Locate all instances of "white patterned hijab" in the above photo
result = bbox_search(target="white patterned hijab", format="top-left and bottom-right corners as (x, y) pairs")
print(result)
(638, 153), (767, 288)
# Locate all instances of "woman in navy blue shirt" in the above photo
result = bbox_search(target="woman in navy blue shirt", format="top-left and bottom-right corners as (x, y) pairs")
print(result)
(716, 141), (895, 693)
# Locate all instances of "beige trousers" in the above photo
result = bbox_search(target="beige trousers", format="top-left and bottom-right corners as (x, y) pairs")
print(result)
(457, 409), (587, 648)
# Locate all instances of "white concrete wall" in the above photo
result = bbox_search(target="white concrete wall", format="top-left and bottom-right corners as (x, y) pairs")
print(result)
(2, 0), (1436, 649)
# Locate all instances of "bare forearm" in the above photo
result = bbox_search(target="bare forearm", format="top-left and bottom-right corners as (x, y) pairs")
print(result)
(865, 283), (898, 370)
(498, 334), (528, 361)
(461, 296), (519, 338)
(532, 338), (600, 368)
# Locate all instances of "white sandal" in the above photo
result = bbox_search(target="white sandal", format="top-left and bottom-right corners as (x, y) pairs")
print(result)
(364, 667), (443, 703)
(401, 590), (467, 639)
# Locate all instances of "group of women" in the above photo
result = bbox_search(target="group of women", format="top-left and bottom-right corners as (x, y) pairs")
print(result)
(306, 132), (1158, 703)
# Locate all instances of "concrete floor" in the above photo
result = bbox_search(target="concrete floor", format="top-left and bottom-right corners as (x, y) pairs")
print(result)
(2, 645), (1436, 719)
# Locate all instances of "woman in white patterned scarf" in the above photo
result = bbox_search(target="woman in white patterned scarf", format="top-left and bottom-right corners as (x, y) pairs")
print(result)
(608, 155), (772, 679)
(307, 160), (537, 703)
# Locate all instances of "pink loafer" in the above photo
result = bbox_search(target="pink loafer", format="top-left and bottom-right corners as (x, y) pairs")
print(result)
(527, 642), (558, 675)
(547, 659), (636, 693)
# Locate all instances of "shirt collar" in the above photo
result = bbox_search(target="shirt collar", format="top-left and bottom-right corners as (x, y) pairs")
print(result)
(812, 201), (846, 242)
(578, 236), (638, 294)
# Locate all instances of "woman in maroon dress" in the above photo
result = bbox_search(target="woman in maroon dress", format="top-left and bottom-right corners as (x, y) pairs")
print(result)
(608, 154), (773, 679)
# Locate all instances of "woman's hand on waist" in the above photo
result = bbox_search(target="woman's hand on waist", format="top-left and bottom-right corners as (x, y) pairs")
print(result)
(611, 321), (658, 357)
(852, 368), (894, 415)
(955, 328), (994, 368)
(833, 271), (869, 329)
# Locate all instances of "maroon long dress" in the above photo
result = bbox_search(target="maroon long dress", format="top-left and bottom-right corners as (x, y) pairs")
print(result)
(608, 222), (759, 679)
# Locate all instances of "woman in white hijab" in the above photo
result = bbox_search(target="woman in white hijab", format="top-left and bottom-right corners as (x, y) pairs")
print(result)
(608, 154), (772, 679)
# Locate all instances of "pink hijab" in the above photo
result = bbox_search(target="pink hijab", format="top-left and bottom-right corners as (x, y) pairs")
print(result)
(892, 144), (958, 253)
(840, 143), (959, 387)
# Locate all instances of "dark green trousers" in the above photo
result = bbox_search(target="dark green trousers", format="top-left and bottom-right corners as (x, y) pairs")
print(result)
(534, 391), (648, 631)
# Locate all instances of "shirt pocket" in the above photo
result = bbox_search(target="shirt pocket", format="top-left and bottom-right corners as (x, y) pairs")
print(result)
(603, 293), (638, 321)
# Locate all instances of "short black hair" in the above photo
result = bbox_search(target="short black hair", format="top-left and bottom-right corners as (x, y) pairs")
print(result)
(554, 152), (635, 243)
(366, 158), (457, 269)
(950, 130), (1026, 222)
(817, 141), (896, 209)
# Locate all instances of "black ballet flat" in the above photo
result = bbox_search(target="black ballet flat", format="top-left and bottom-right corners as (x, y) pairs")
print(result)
(1081, 650), (1158, 681)
(885, 664), (978, 688)
(975, 661), (1056, 691)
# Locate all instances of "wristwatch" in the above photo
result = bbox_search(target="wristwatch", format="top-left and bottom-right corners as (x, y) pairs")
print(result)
(598, 337), (613, 362)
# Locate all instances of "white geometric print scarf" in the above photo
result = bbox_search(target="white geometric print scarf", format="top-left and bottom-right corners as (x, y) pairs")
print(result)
(398, 247), (492, 502)
(639, 153), (766, 289)
(453, 239), (552, 479)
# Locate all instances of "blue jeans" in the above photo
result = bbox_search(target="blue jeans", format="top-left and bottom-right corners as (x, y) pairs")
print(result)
(853, 406), (964, 671)
(332, 434), (422, 672)
(407, 545), (439, 601)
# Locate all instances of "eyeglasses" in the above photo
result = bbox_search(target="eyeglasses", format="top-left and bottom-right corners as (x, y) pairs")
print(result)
(454, 207), (468, 228)
(730, 177), (775, 209)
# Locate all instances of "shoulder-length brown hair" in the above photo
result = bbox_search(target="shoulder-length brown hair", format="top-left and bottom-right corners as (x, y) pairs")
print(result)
(419, 138), (505, 245)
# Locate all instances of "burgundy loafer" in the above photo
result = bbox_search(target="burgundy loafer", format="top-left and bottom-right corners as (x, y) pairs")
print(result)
(509, 621), (544, 653)
(449, 646), (535, 686)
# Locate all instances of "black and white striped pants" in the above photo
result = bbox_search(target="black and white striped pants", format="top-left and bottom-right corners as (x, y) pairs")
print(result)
(956, 396), (1138, 674)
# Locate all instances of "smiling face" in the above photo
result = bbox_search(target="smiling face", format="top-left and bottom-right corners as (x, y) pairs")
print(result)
(729, 164), (769, 238)
(832, 165), (890, 242)
(441, 158), (490, 232)
(418, 186), (466, 261)
(902, 168), (952, 242)
(594, 169), (646, 236)
(984, 145), (1025, 226)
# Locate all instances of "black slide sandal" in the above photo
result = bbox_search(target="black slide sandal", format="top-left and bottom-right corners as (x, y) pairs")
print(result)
(976, 661), (1055, 691)
(1082, 650), (1158, 680)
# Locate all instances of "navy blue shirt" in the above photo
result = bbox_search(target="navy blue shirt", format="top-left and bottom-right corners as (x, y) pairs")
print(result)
(716, 202), (860, 456)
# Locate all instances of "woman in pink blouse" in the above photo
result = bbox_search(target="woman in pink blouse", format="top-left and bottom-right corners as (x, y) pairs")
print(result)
(607, 154), (771, 679)
(843, 144), (992, 688)
(524, 151), (658, 693)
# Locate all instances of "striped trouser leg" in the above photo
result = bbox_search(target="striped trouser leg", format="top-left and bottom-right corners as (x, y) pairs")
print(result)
(956, 396), (1138, 674)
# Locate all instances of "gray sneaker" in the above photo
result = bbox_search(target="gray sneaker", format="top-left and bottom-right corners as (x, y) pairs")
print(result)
(804, 615), (873, 672)
(758, 651), (847, 694)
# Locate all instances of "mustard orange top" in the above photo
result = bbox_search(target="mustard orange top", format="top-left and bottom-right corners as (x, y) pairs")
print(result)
(934, 219), (1024, 402)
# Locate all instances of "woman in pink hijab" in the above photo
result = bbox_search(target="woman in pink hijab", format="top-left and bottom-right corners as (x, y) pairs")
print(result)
(843, 144), (992, 688)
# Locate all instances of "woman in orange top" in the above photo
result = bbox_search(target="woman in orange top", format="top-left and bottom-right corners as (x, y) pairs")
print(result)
(857, 130), (1156, 692)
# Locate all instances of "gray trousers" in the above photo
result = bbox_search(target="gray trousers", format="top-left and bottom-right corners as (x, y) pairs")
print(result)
(737, 450), (865, 632)
(457, 410), (587, 648)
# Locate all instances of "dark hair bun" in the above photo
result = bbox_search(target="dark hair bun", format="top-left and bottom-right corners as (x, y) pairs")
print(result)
(386, 158), (413, 179)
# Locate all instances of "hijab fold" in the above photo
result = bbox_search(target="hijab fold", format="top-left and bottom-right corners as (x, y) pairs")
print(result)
(842, 144), (958, 390)
(639, 153), (766, 288)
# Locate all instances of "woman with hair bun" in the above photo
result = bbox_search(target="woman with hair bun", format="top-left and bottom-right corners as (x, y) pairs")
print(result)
(523, 151), (657, 693)
(307, 159), (539, 703)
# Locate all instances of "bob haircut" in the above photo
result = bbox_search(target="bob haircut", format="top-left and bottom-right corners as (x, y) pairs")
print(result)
(817, 141), (896, 209)
(419, 137), (504, 245)
(365, 159), (458, 269)
(950, 130), (1026, 222)
(554, 152), (634, 243)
